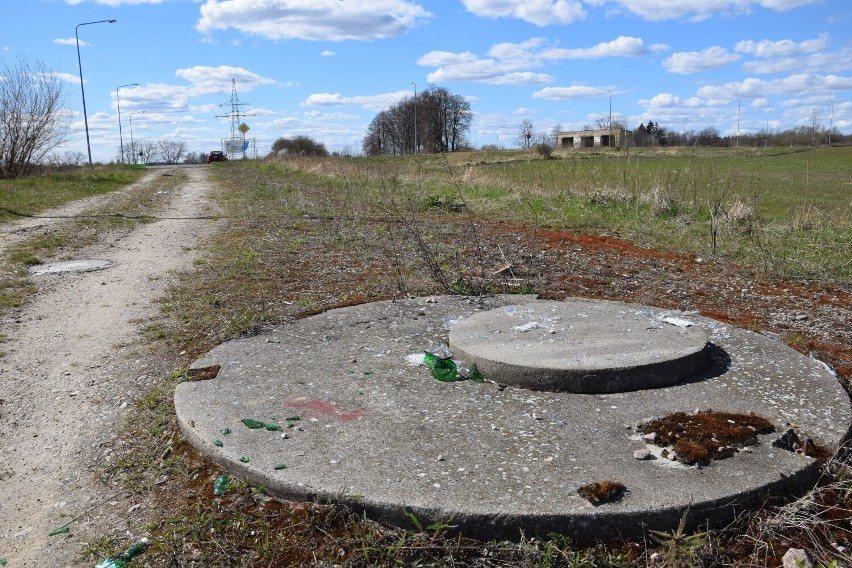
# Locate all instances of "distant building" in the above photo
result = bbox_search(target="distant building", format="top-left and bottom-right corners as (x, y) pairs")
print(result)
(556, 127), (628, 150)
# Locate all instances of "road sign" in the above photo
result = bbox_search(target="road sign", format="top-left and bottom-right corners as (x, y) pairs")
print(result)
(239, 122), (250, 134)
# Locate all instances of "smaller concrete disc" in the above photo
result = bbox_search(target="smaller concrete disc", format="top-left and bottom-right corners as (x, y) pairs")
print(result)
(30, 259), (116, 275)
(449, 299), (709, 393)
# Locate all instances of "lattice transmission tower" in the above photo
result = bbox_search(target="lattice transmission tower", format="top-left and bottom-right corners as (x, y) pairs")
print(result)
(217, 79), (254, 158)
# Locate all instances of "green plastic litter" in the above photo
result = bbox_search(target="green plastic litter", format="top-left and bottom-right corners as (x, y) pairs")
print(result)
(48, 527), (69, 536)
(221, 428), (232, 435)
(286, 416), (302, 422)
(274, 464), (288, 470)
(239, 456), (251, 463)
(213, 439), (223, 447)
(363, 370), (374, 376)
(241, 418), (265, 429)
(0, 558), (6, 566)
(264, 424), (283, 431)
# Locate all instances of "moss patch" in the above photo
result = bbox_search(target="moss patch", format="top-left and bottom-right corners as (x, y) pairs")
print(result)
(577, 480), (626, 505)
(638, 411), (775, 466)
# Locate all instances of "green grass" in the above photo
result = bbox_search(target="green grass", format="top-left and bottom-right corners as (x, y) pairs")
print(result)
(0, 165), (146, 222)
(257, 146), (852, 282)
(82, 150), (852, 567)
(0, 168), (187, 314)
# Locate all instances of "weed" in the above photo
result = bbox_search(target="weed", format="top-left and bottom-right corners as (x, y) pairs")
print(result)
(649, 509), (709, 568)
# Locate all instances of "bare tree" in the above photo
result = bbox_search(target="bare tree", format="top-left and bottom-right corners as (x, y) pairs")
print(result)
(516, 119), (534, 149)
(809, 108), (821, 147)
(0, 57), (69, 179)
(362, 87), (472, 156)
(158, 140), (187, 164)
(137, 141), (158, 165)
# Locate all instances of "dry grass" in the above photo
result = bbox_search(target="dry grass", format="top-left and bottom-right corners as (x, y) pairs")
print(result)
(5, 153), (840, 566)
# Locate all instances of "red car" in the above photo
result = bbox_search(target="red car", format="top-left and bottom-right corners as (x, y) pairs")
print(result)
(207, 151), (227, 163)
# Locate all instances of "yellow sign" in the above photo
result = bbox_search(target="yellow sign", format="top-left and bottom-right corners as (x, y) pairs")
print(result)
(239, 122), (250, 134)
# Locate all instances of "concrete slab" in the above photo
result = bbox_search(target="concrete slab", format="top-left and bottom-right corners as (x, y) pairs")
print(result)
(175, 296), (851, 542)
(30, 259), (116, 275)
(449, 300), (710, 393)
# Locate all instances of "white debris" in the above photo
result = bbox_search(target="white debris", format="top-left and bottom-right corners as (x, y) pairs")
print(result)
(513, 322), (541, 332)
(660, 316), (694, 328)
(405, 353), (426, 366)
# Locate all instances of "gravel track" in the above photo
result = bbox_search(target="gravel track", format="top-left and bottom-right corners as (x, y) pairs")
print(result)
(0, 166), (218, 567)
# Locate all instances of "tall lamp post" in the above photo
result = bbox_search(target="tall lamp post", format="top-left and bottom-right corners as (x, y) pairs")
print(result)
(765, 109), (772, 147)
(411, 81), (417, 155)
(829, 103), (834, 145)
(129, 111), (145, 164)
(116, 83), (138, 164)
(76, 19), (116, 166)
(683, 117), (688, 146)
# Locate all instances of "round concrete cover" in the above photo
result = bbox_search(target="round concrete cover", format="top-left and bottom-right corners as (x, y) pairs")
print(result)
(449, 300), (710, 393)
(30, 259), (116, 275)
(175, 296), (852, 542)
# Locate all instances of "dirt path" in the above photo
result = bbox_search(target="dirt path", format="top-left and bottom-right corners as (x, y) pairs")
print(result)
(0, 166), (219, 567)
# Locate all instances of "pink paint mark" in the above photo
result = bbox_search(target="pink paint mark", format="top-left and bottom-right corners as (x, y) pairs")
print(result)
(287, 399), (364, 422)
(338, 408), (365, 422)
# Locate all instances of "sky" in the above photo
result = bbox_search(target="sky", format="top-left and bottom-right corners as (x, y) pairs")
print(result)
(2, 0), (850, 161)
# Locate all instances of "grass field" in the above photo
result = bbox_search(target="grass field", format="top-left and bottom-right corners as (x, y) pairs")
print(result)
(223, 145), (852, 283)
(109, 147), (850, 566)
(0, 165), (147, 223)
(1, 151), (850, 566)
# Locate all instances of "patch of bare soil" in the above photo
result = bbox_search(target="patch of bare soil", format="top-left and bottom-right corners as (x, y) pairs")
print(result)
(0, 166), (219, 567)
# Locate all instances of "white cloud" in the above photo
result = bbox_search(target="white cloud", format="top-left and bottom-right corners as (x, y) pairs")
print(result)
(600, 0), (820, 22)
(663, 46), (740, 74)
(533, 85), (611, 99)
(540, 36), (648, 60)
(197, 0), (432, 41)
(649, 43), (671, 53)
(742, 49), (852, 75)
(461, 0), (587, 26)
(697, 73), (852, 100)
(735, 33), (829, 57)
(320, 50), (336, 56)
(421, 36), (648, 85)
(175, 65), (276, 95)
(302, 90), (410, 111)
(43, 72), (82, 85)
(113, 66), (275, 113)
(53, 38), (86, 46)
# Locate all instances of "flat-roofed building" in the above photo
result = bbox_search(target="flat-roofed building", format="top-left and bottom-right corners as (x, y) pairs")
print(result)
(556, 127), (627, 150)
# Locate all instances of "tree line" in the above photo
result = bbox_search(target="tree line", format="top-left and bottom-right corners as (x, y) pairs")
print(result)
(362, 86), (472, 156)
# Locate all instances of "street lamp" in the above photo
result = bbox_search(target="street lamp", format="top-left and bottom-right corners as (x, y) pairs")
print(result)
(829, 103), (834, 145)
(607, 89), (612, 130)
(765, 109), (772, 147)
(411, 81), (417, 155)
(76, 19), (117, 166)
(736, 98), (741, 147)
(683, 117), (688, 146)
(116, 83), (138, 164)
(129, 111), (145, 164)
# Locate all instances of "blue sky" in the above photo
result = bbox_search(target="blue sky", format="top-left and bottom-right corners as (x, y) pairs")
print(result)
(3, 0), (850, 161)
